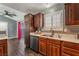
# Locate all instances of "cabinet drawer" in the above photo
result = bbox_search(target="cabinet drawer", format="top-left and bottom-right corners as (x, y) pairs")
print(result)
(39, 42), (46, 48)
(47, 39), (61, 45)
(62, 47), (79, 56)
(63, 41), (79, 50)
(39, 38), (47, 43)
(39, 42), (46, 55)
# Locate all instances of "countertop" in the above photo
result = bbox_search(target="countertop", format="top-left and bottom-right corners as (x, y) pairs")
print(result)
(0, 36), (8, 40)
(0, 36), (17, 40)
(30, 32), (79, 44)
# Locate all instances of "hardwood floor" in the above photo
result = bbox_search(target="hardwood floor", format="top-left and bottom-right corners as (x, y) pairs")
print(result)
(7, 38), (25, 56)
(25, 48), (42, 56)
(7, 38), (42, 56)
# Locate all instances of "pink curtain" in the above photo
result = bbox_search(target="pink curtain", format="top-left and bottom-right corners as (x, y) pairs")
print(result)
(18, 22), (21, 41)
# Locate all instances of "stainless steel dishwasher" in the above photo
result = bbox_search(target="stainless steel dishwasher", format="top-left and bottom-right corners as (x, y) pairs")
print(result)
(30, 35), (39, 52)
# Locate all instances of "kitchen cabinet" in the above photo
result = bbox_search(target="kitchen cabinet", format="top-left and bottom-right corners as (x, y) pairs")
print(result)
(50, 44), (60, 56)
(61, 41), (79, 56)
(47, 39), (61, 56)
(34, 13), (44, 31)
(0, 39), (7, 56)
(24, 14), (34, 32)
(39, 37), (47, 55)
(0, 46), (4, 56)
(65, 3), (79, 25)
(38, 34), (79, 56)
(39, 37), (61, 56)
(24, 14), (34, 48)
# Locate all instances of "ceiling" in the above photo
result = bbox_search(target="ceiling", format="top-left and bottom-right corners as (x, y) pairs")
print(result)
(2, 3), (55, 14)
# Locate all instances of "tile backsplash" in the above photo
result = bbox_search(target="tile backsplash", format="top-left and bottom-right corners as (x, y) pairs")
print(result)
(0, 31), (6, 34)
(0, 31), (7, 38)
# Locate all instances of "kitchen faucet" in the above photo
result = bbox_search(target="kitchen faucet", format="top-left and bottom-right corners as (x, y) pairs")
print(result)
(50, 27), (54, 37)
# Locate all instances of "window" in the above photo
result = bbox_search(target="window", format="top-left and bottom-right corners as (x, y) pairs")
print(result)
(44, 13), (52, 30)
(52, 10), (64, 31)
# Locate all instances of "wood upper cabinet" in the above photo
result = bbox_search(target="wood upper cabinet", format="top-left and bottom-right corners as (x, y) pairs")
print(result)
(0, 39), (7, 56)
(39, 37), (47, 55)
(24, 14), (34, 32)
(65, 3), (79, 25)
(34, 13), (44, 29)
(61, 41), (79, 56)
(47, 39), (61, 56)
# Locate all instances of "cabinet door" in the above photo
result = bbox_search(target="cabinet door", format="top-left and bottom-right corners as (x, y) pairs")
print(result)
(3, 44), (7, 56)
(65, 3), (79, 25)
(29, 14), (33, 27)
(34, 13), (44, 29)
(0, 46), (3, 56)
(47, 43), (51, 56)
(0, 40), (7, 56)
(29, 14), (34, 32)
(65, 3), (73, 25)
(51, 45), (60, 56)
(65, 3), (69, 25)
(72, 4), (79, 24)
(39, 42), (46, 55)
(24, 15), (30, 47)
(39, 38), (47, 55)
(62, 47), (79, 56)
(34, 14), (40, 28)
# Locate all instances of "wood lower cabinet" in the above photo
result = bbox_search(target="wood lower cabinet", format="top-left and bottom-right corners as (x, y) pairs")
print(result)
(47, 39), (61, 56)
(61, 41), (79, 56)
(39, 37), (61, 56)
(48, 44), (60, 56)
(39, 37), (47, 55)
(0, 39), (7, 56)
(39, 37), (79, 56)
(0, 46), (3, 56)
(51, 44), (60, 56)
